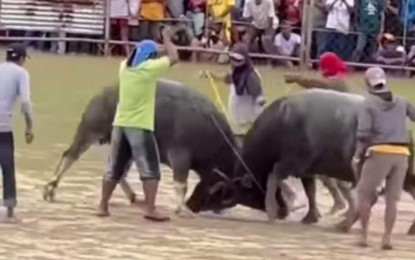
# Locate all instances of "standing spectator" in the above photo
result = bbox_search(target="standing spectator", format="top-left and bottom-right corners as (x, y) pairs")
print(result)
(207, 0), (235, 44)
(110, 0), (132, 56)
(324, 0), (355, 60)
(384, 0), (401, 36)
(399, 0), (415, 47)
(351, 0), (386, 63)
(311, 0), (328, 60)
(242, 0), (279, 51)
(186, 0), (207, 39)
(384, 0), (415, 47)
(139, 0), (166, 41)
(166, 0), (184, 18)
(271, 22), (301, 67)
(0, 43), (34, 220)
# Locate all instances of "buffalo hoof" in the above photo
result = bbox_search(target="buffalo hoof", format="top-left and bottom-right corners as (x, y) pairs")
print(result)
(42, 186), (55, 202)
(301, 211), (319, 224)
(276, 206), (289, 220)
(175, 205), (195, 219)
(407, 223), (415, 235)
(129, 194), (137, 205)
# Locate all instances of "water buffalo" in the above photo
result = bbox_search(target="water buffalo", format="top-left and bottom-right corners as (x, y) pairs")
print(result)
(185, 89), (415, 235)
(42, 79), (238, 216)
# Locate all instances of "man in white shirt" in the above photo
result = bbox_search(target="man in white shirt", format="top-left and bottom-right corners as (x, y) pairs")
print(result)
(243, 0), (279, 51)
(272, 23), (301, 67)
(323, 0), (354, 60)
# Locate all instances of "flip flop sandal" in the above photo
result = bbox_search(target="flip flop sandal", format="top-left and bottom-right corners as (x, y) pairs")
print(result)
(144, 215), (171, 222)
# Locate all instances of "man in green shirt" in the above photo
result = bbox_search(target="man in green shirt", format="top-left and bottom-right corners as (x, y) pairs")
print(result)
(97, 27), (179, 222)
(351, 0), (386, 63)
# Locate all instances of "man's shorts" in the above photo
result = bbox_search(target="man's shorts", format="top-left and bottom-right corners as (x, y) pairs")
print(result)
(357, 152), (408, 204)
(106, 126), (161, 182)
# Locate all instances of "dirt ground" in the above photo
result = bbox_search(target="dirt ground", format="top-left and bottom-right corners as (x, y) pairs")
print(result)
(0, 52), (415, 259)
(1, 150), (415, 260)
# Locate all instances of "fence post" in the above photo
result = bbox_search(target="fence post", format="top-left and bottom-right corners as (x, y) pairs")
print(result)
(103, 0), (111, 56)
(305, 0), (315, 68)
(299, 0), (311, 70)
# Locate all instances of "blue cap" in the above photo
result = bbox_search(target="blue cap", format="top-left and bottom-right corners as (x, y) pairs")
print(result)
(130, 40), (158, 67)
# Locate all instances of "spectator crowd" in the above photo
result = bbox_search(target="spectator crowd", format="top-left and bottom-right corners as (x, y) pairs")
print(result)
(1, 0), (415, 70)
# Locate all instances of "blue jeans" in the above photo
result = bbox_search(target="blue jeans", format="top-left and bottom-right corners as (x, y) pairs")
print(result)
(351, 33), (378, 63)
(0, 132), (16, 208)
(324, 30), (352, 61)
(312, 30), (328, 59)
(187, 11), (205, 37)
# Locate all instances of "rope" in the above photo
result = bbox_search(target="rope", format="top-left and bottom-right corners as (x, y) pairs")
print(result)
(208, 114), (266, 195)
(204, 72), (265, 195)
(205, 71), (228, 117)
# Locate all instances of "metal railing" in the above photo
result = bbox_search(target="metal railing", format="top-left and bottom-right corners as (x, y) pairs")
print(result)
(0, 0), (414, 72)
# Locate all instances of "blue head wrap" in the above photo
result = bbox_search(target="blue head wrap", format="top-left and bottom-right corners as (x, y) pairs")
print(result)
(128, 40), (158, 67)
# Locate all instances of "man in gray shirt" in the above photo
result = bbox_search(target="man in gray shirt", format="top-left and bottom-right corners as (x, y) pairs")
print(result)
(0, 43), (34, 220)
(353, 67), (415, 249)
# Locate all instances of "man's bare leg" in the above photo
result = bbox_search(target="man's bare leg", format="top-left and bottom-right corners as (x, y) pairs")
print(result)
(142, 180), (170, 221)
(357, 196), (371, 247)
(97, 179), (118, 217)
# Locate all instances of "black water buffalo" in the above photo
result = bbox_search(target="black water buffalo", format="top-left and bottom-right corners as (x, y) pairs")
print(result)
(42, 79), (238, 216)
(186, 89), (415, 235)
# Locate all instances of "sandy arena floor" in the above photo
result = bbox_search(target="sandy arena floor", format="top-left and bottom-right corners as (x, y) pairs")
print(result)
(0, 52), (415, 259)
(1, 146), (415, 260)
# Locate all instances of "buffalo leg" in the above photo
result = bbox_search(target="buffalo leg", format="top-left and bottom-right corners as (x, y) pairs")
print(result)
(320, 176), (347, 214)
(301, 176), (321, 224)
(276, 186), (289, 219)
(266, 163), (289, 221)
(266, 170), (280, 220)
(43, 133), (96, 202)
(337, 180), (354, 217)
(168, 149), (193, 217)
(114, 159), (138, 205)
(43, 152), (83, 201)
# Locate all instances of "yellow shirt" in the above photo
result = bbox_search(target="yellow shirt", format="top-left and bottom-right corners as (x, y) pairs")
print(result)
(208, 0), (235, 40)
(113, 57), (170, 131)
(139, 1), (165, 21)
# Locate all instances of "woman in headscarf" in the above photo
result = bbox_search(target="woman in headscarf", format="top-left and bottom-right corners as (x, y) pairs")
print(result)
(200, 43), (266, 138)
(284, 51), (349, 92)
(201, 43), (304, 213)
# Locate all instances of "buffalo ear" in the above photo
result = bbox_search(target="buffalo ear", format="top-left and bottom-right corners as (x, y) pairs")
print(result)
(240, 174), (253, 189)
